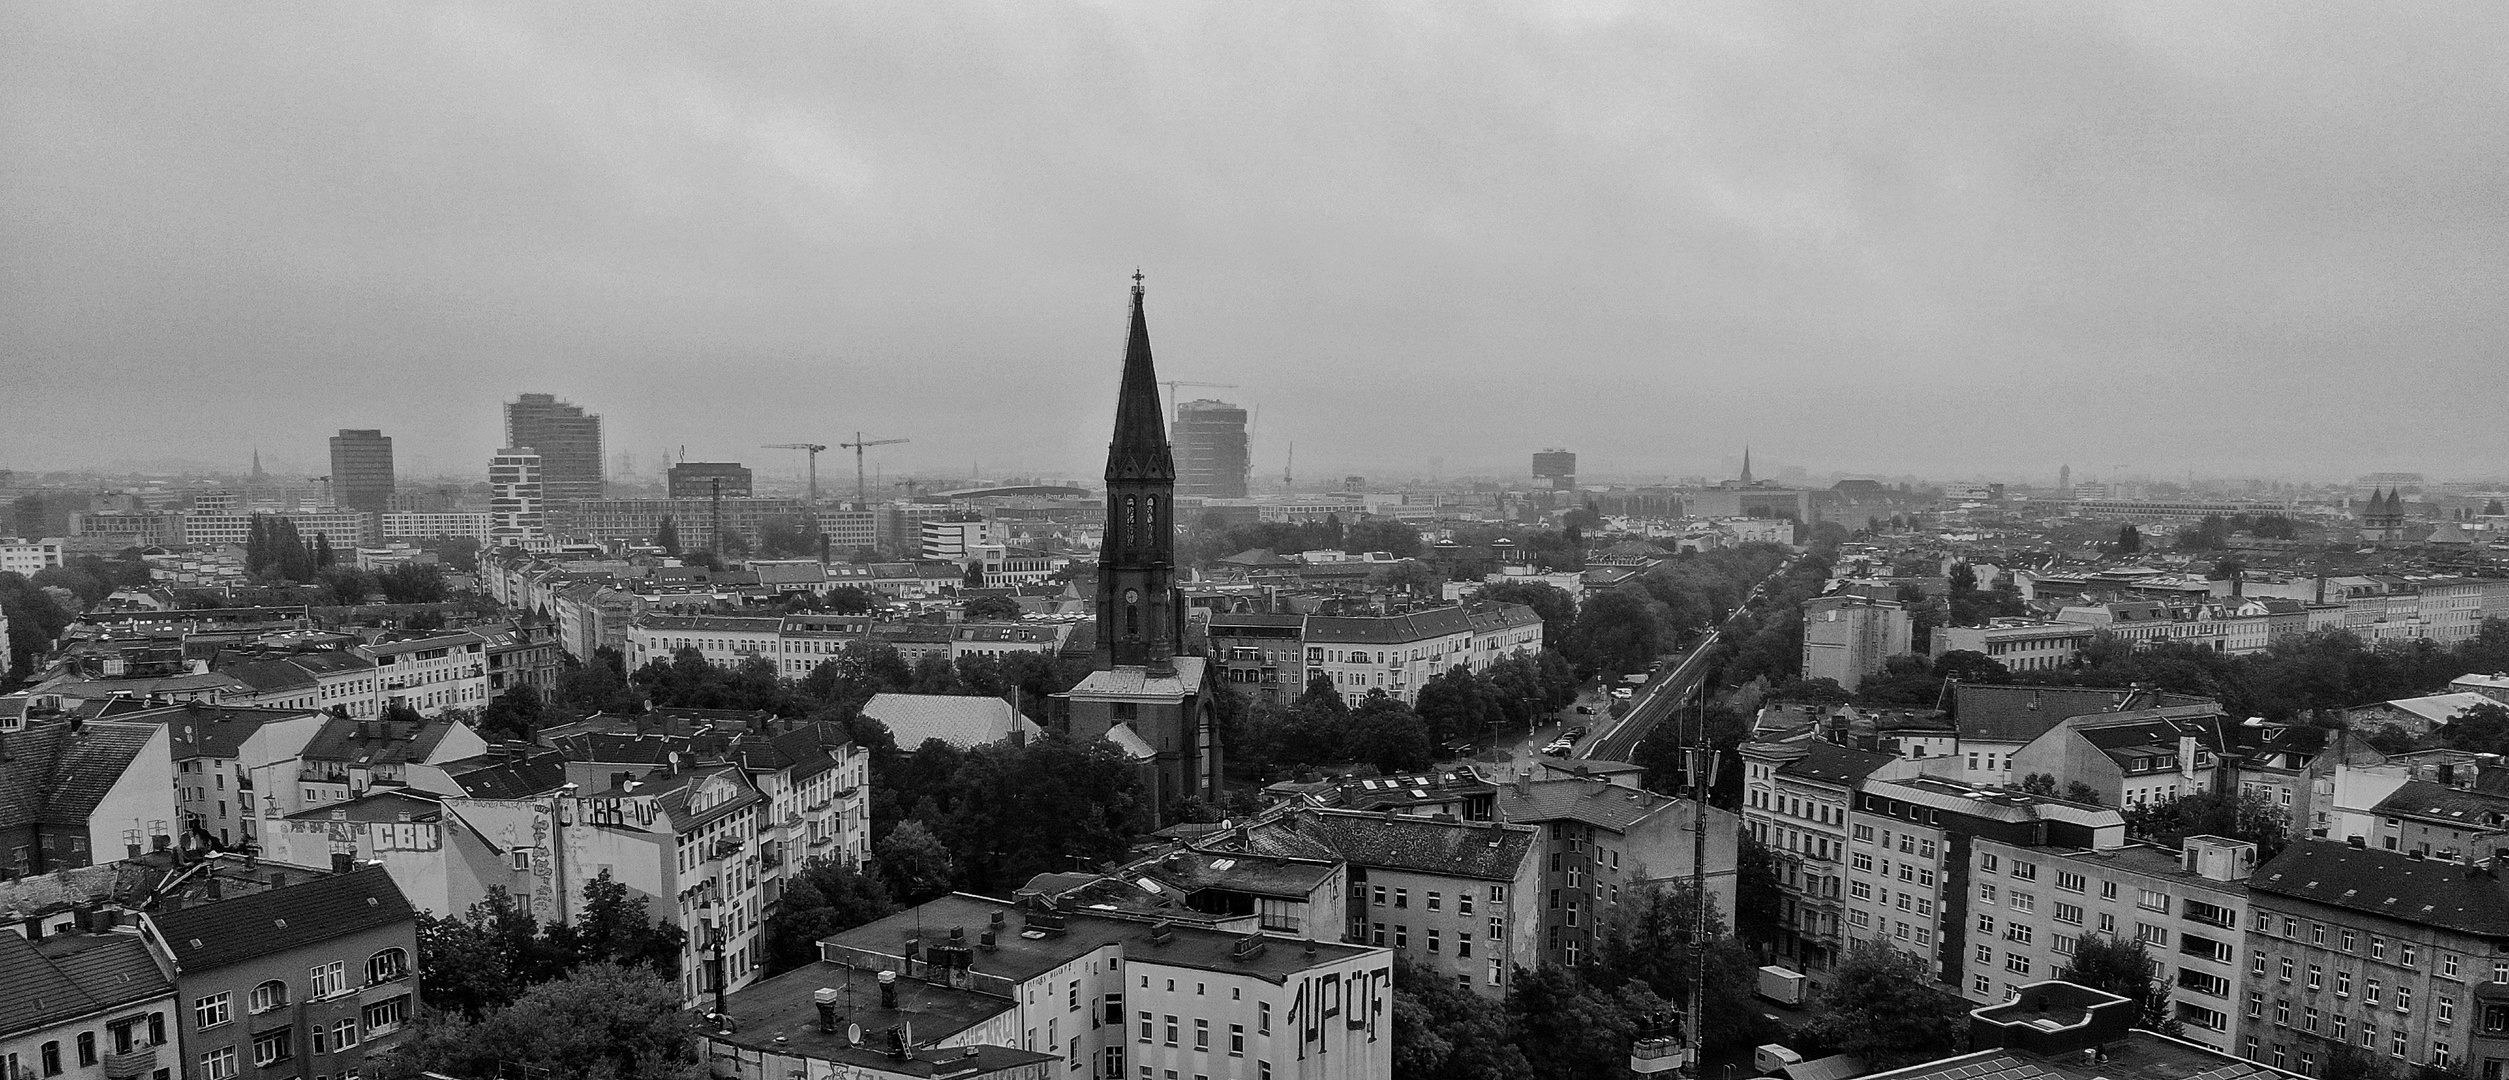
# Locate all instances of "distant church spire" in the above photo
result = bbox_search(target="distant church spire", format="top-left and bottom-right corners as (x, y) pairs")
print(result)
(1096, 273), (1180, 674)
(251, 447), (265, 480)
(1740, 445), (1753, 484)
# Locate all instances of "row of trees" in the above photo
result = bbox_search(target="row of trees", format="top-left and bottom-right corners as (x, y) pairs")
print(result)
(414, 871), (687, 1021)
(2008, 621), (2509, 723)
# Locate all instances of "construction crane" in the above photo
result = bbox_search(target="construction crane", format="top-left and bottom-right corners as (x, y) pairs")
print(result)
(839, 432), (909, 508)
(762, 443), (829, 508)
(1161, 380), (1238, 416)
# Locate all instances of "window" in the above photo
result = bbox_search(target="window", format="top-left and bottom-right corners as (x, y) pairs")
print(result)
(310, 961), (344, 999)
(2006, 924), (2034, 946)
(2010, 861), (2037, 881)
(200, 1048), (238, 1080)
(2403, 943), (2418, 967)
(75, 1034), (94, 1069)
(2247, 992), (2264, 1019)
(2010, 892), (2035, 913)
(2138, 889), (2170, 913)
(1259, 1004), (1270, 1035)
(1980, 884), (1998, 905)
(2276, 1000), (2291, 1026)
(41, 1043), (61, 1077)
(2342, 930), (2358, 953)
(1427, 930), (1441, 954)
(2312, 922), (2327, 945)
(2305, 1008), (2320, 1033)
(1139, 1013), (1153, 1042)
(2398, 988), (2414, 1014)
(2366, 979), (2383, 1006)
(2101, 881), (2119, 901)
(251, 980), (289, 1013)
(2338, 971), (2353, 996)
(2055, 902), (2083, 926)
(251, 1028), (292, 1068)
(2308, 966), (2323, 991)
(358, 997), (409, 1037)
(2006, 954), (2031, 976)
(196, 992), (232, 1030)
(2280, 958), (2295, 982)
(1394, 889), (1408, 909)
(2439, 996), (2456, 1025)
(1194, 1020), (1209, 1051)
(1978, 913), (1996, 934)
(1164, 1016), (1178, 1047)
(1229, 1026), (1243, 1056)
(2253, 952), (2268, 978)
(2446, 954), (2462, 978)
(2372, 938), (2387, 961)
(1427, 892), (1441, 912)
(1372, 886), (1386, 905)
(2057, 871), (2087, 893)
(1980, 853), (1998, 873)
(365, 948), (409, 984)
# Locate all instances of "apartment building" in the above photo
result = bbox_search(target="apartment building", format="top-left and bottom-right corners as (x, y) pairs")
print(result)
(1802, 593), (1912, 692)
(1301, 604), (1545, 708)
(2006, 706), (2228, 811)
(1931, 620), (2097, 673)
(1207, 614), (1308, 703)
(144, 866), (421, 1080)
(0, 537), (66, 577)
(0, 930), (175, 1080)
(733, 894), (1394, 1080)
(1499, 769), (1740, 972)
(1948, 684), (2205, 788)
(377, 512), (491, 542)
(1962, 835), (2254, 1047)
(2241, 842), (2509, 1078)
(1744, 735), (1904, 979)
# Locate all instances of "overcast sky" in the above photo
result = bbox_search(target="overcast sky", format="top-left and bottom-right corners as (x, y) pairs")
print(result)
(5, 3), (2505, 487)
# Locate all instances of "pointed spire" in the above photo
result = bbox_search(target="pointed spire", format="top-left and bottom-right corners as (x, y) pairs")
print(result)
(1740, 445), (1753, 484)
(1106, 271), (1175, 483)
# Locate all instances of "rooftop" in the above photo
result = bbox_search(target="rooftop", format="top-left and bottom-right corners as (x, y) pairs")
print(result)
(1857, 1031), (2294, 1080)
(149, 864), (416, 972)
(710, 959), (1051, 1076)
(823, 893), (1380, 987)
(0, 930), (173, 1037)
(2248, 841), (2509, 939)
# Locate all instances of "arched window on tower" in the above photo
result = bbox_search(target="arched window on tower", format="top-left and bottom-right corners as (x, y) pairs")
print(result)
(1127, 603), (1139, 637)
(1147, 496), (1159, 534)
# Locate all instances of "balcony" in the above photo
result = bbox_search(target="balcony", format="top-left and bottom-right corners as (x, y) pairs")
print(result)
(102, 1047), (158, 1080)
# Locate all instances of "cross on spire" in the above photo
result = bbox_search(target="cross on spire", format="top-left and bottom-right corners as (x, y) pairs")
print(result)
(1132, 268), (1145, 297)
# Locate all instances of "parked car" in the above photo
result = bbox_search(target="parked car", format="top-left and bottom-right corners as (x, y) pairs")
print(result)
(1541, 739), (1574, 757)
(1574, 705), (1595, 715)
(1564, 726), (1589, 741)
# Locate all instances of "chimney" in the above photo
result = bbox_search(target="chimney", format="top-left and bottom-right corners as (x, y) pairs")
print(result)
(331, 851), (353, 874)
(813, 988), (841, 1033)
(206, 878), (223, 900)
(879, 970), (899, 1010)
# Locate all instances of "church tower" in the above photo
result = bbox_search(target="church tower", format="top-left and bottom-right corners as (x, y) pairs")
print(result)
(1740, 445), (1754, 484)
(1095, 273), (1182, 674)
(1059, 275), (1219, 821)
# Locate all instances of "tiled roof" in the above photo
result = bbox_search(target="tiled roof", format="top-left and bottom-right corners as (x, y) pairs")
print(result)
(861, 694), (1041, 750)
(300, 716), (462, 766)
(0, 931), (172, 1036)
(149, 865), (416, 973)
(39, 722), (162, 827)
(1953, 684), (2183, 744)
(1264, 808), (1536, 882)
(1493, 778), (1689, 833)
(438, 746), (571, 798)
(127, 702), (320, 761)
(219, 659), (318, 693)
(634, 614), (784, 633)
(2370, 780), (2509, 830)
(1306, 607), (1475, 644)
(2249, 841), (2509, 939)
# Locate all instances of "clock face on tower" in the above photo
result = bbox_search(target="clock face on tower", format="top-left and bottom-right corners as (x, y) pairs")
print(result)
(1124, 589), (1140, 604)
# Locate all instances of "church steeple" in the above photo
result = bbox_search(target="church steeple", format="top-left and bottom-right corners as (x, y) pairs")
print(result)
(1096, 273), (1180, 674)
(1106, 271), (1175, 484)
(1740, 445), (1753, 484)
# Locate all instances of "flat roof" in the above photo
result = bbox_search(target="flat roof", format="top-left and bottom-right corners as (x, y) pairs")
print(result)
(824, 893), (1380, 986)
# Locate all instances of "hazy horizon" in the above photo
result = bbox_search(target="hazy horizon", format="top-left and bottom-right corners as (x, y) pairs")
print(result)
(6, 5), (2505, 486)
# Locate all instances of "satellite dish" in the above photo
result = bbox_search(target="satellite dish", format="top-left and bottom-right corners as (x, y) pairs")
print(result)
(846, 1023), (862, 1047)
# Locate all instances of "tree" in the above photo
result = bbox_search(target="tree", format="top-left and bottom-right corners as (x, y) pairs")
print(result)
(2115, 524), (2142, 554)
(824, 585), (875, 614)
(1931, 650), (2009, 685)
(477, 684), (547, 743)
(1731, 835), (1784, 947)
(1768, 677), (1851, 704)
(312, 533), (336, 569)
(1344, 518), (1424, 558)
(961, 593), (1025, 621)
(2062, 780), (2105, 806)
(655, 515), (680, 554)
(877, 819), (957, 903)
(374, 563), (449, 605)
(2440, 702), (2509, 755)
(1561, 590), (1673, 679)
(0, 571), (75, 680)
(1344, 695), (1434, 775)
(2120, 790), (2286, 858)
(1414, 665), (1496, 745)
(1391, 958), (1531, 1080)
(2018, 773), (2057, 796)
(1379, 559), (1443, 598)
(921, 737), (1150, 894)
(2057, 936), (2181, 1036)
(1509, 965), (1670, 1080)
(1797, 940), (1971, 1070)
(555, 648), (643, 717)
(1855, 655), (1942, 708)
(2487, 499), (2506, 517)
(548, 870), (685, 975)
(403, 963), (700, 1080)
(762, 862), (896, 975)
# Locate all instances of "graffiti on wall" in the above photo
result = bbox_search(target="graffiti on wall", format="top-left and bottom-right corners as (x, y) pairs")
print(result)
(1287, 965), (1389, 1059)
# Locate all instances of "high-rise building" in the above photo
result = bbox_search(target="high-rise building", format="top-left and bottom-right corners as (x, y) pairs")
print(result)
(328, 429), (395, 514)
(1801, 593), (1911, 691)
(664, 461), (753, 499)
(1532, 449), (1577, 490)
(503, 393), (604, 505)
(1056, 277), (1220, 823)
(1173, 398), (1250, 498)
(488, 448), (544, 546)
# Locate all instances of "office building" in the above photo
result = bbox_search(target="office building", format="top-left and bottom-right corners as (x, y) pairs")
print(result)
(667, 461), (754, 499)
(502, 393), (604, 505)
(1174, 398), (1251, 499)
(1802, 593), (1912, 692)
(488, 448), (544, 546)
(1531, 449), (1577, 491)
(326, 429), (395, 514)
